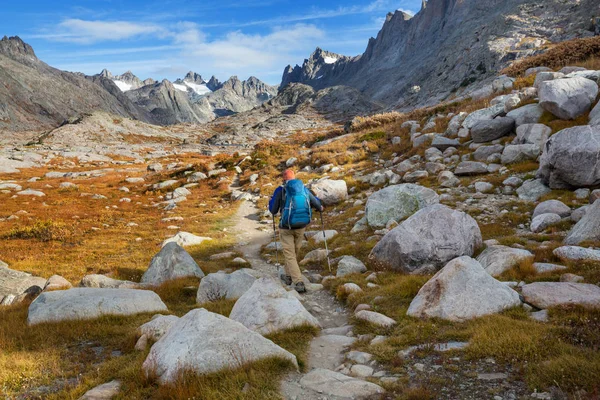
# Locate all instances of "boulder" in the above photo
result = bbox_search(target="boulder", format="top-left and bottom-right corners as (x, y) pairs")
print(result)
(78, 380), (121, 400)
(590, 100), (600, 125)
(299, 368), (384, 399)
(531, 213), (562, 233)
(138, 314), (180, 341)
(501, 144), (540, 165)
(229, 278), (320, 334)
(161, 232), (212, 248)
(354, 310), (396, 327)
(79, 274), (139, 289)
(476, 245), (534, 276)
(141, 242), (204, 285)
(564, 200), (600, 245)
(152, 180), (178, 191)
(407, 257), (522, 322)
(369, 205), (482, 274)
(310, 230), (338, 244)
(445, 112), (467, 136)
(533, 71), (565, 89)
(537, 126), (600, 189)
(43, 275), (72, 291)
(571, 205), (590, 222)
(365, 184), (440, 229)
(28, 288), (168, 325)
(403, 170), (428, 182)
(142, 308), (297, 384)
(309, 179), (348, 205)
(533, 200), (571, 219)
(554, 246), (600, 262)
(533, 263), (567, 274)
(474, 182), (494, 194)
(438, 171), (460, 188)
(514, 124), (551, 149)
(196, 269), (262, 303)
(431, 136), (460, 151)
(538, 77), (598, 120)
(506, 104), (544, 126)
(470, 117), (515, 143)
(521, 282), (600, 309)
(473, 144), (504, 161)
(0, 265), (47, 303)
(516, 179), (551, 202)
(462, 103), (505, 129)
(336, 256), (367, 277)
(454, 161), (489, 176)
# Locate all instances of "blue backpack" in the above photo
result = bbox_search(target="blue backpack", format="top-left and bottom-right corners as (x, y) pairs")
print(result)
(281, 179), (312, 229)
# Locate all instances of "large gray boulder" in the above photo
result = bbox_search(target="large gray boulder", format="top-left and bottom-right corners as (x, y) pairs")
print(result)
(514, 124), (551, 149)
(537, 126), (600, 189)
(369, 205), (482, 274)
(470, 117), (515, 143)
(462, 103), (505, 129)
(522, 282), (600, 309)
(500, 144), (540, 165)
(506, 104), (544, 126)
(365, 184), (439, 228)
(299, 368), (384, 399)
(564, 200), (600, 245)
(590, 100), (600, 125)
(229, 277), (320, 334)
(538, 77), (598, 120)
(78, 380), (121, 400)
(531, 213), (562, 233)
(138, 314), (180, 341)
(533, 200), (571, 219)
(516, 179), (551, 202)
(141, 242), (204, 285)
(476, 245), (534, 277)
(309, 179), (348, 205)
(454, 161), (489, 176)
(554, 246), (600, 262)
(196, 269), (262, 303)
(336, 256), (367, 277)
(142, 308), (298, 384)
(473, 144), (504, 161)
(407, 257), (521, 322)
(0, 265), (46, 304)
(28, 288), (168, 325)
(161, 232), (212, 248)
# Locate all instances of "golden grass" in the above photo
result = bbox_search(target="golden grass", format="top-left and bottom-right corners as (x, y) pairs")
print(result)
(502, 36), (600, 77)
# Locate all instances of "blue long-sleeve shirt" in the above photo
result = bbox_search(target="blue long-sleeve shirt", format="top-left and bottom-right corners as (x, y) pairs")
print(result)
(269, 184), (322, 222)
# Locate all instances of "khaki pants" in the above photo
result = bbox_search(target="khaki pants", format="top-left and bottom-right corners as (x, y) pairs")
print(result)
(279, 227), (305, 284)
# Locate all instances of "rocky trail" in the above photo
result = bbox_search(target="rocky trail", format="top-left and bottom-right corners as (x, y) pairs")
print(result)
(230, 178), (380, 399)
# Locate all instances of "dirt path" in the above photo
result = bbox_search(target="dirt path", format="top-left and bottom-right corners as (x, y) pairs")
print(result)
(230, 196), (353, 399)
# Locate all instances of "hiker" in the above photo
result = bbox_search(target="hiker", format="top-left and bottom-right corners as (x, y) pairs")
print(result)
(269, 169), (323, 293)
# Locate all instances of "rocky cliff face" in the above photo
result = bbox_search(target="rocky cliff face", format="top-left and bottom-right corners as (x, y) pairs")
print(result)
(0, 36), (154, 132)
(281, 0), (598, 109)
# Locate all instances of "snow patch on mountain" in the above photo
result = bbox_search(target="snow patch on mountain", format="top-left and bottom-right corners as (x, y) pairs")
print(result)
(323, 56), (337, 64)
(113, 80), (133, 92)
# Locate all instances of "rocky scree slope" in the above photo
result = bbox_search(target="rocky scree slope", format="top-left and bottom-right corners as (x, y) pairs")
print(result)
(281, 0), (597, 109)
(0, 36), (155, 132)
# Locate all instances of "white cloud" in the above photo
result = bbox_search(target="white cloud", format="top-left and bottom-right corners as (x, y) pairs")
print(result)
(32, 19), (168, 43)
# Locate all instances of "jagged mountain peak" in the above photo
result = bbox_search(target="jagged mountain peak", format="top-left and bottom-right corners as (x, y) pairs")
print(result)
(184, 71), (205, 84)
(206, 76), (222, 91)
(99, 69), (113, 79)
(0, 35), (38, 62)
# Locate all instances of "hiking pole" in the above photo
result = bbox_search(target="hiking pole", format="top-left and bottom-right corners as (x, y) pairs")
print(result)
(320, 211), (332, 272)
(272, 215), (280, 267)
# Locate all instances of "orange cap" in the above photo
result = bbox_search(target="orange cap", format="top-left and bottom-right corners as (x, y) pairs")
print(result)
(282, 169), (295, 181)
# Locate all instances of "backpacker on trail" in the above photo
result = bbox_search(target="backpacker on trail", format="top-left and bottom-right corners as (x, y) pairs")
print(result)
(269, 169), (323, 293)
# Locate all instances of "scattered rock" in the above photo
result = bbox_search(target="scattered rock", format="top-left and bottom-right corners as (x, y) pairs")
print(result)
(354, 310), (396, 327)
(336, 256), (367, 277)
(17, 189), (45, 197)
(506, 103), (544, 126)
(476, 245), (534, 276)
(161, 231), (212, 248)
(455, 161), (489, 176)
(299, 368), (384, 399)
(533, 200), (571, 219)
(28, 288), (168, 325)
(141, 242), (204, 285)
(43, 275), (72, 291)
(79, 274), (139, 289)
(554, 246), (600, 262)
(365, 183), (439, 228)
(522, 282), (600, 308)
(530, 213), (561, 233)
(516, 179), (551, 202)
(564, 200), (600, 245)
(309, 179), (348, 205)
(229, 278), (320, 334)
(370, 204), (482, 274)
(138, 314), (180, 341)
(538, 77), (598, 120)
(560, 273), (584, 283)
(470, 117), (515, 143)
(78, 380), (121, 400)
(142, 308), (297, 384)
(197, 269), (263, 303)
(407, 256), (522, 322)
(533, 263), (567, 274)
(0, 265), (47, 304)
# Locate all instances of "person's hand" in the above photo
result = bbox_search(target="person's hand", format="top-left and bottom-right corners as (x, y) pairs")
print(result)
(320, 206), (324, 212)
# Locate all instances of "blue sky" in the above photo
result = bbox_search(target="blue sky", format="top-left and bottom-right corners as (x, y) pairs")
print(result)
(2, 0), (421, 85)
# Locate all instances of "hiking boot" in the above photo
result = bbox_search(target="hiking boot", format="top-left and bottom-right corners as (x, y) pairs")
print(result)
(281, 274), (292, 286)
(294, 281), (306, 293)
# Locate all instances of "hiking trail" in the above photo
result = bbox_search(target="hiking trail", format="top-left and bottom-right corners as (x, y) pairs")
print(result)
(230, 189), (354, 399)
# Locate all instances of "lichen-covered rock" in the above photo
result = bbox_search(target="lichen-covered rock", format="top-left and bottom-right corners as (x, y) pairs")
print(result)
(369, 205), (482, 274)
(365, 184), (439, 228)
(407, 256), (521, 322)
(537, 126), (600, 189)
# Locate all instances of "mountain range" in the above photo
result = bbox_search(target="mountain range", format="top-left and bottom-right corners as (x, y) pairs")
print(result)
(1, 0), (597, 135)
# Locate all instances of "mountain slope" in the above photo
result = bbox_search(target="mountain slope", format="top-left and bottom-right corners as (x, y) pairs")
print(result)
(0, 36), (154, 132)
(281, 0), (598, 109)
